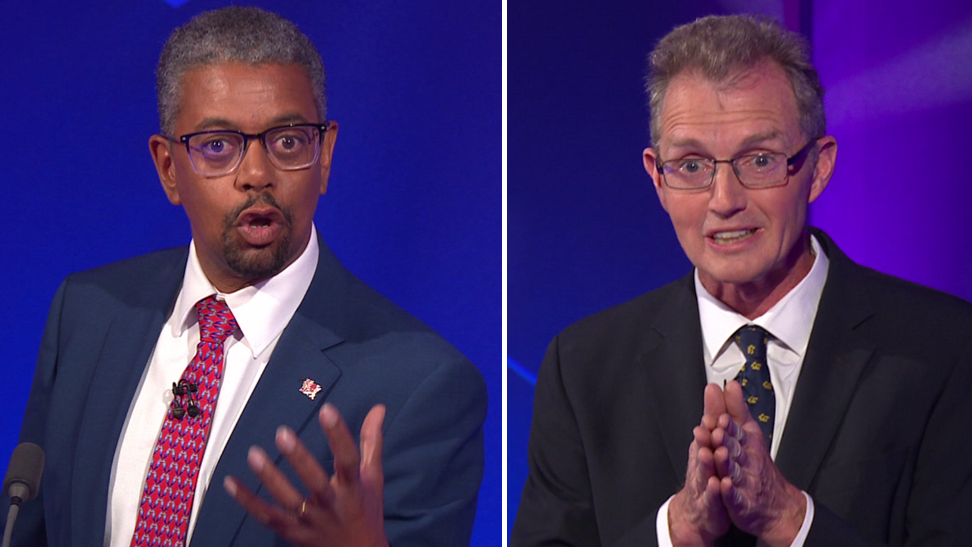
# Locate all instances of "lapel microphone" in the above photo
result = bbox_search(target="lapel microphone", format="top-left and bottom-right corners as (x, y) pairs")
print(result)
(170, 380), (200, 420)
(2, 442), (45, 547)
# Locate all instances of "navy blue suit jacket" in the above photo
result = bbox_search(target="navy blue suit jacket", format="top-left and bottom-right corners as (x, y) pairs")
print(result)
(7, 237), (486, 547)
(512, 230), (972, 546)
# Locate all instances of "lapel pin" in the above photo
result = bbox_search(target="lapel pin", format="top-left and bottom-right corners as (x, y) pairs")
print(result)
(299, 378), (323, 400)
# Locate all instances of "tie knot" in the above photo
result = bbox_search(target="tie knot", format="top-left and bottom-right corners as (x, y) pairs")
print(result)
(734, 325), (769, 359)
(195, 296), (237, 343)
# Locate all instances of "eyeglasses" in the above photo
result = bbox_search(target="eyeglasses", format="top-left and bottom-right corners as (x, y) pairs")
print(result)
(165, 122), (330, 177)
(655, 140), (817, 190)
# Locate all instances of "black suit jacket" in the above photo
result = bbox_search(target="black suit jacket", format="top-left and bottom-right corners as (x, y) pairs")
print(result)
(7, 236), (486, 547)
(512, 230), (972, 546)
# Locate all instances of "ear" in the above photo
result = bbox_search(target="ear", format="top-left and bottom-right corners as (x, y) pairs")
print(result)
(807, 136), (837, 204)
(643, 147), (669, 212)
(318, 121), (339, 195)
(149, 134), (182, 205)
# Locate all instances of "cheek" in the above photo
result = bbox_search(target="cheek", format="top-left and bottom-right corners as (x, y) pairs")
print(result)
(665, 197), (707, 233)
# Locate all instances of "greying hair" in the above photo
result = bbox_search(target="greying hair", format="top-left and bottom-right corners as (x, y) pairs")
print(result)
(156, 6), (326, 136)
(645, 15), (825, 148)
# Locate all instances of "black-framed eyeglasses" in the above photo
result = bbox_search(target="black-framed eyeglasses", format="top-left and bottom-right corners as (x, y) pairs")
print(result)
(164, 122), (330, 177)
(656, 139), (818, 190)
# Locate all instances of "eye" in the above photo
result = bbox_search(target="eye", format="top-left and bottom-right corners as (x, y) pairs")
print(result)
(749, 153), (778, 169)
(193, 134), (239, 158)
(277, 135), (299, 150)
(678, 159), (706, 174)
(203, 139), (226, 152)
(268, 128), (313, 155)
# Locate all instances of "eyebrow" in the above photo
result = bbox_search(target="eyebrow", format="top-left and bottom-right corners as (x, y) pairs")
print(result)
(664, 131), (786, 155)
(191, 113), (313, 133)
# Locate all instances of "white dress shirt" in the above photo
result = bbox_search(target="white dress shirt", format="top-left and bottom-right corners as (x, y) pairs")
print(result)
(104, 226), (320, 547)
(656, 234), (829, 547)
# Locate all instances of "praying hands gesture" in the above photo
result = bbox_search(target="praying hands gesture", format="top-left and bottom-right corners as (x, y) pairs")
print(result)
(223, 403), (389, 547)
(669, 383), (806, 547)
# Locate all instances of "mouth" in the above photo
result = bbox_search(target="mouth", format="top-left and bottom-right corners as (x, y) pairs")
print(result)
(235, 207), (287, 247)
(709, 228), (758, 245)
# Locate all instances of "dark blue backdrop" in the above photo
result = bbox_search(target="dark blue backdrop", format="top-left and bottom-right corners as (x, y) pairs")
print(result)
(0, 1), (500, 545)
(509, 0), (972, 534)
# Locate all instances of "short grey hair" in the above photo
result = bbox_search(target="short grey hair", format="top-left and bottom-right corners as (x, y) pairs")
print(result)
(156, 6), (326, 136)
(645, 14), (825, 148)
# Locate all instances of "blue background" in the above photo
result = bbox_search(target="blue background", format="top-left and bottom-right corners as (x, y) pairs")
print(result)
(508, 0), (972, 533)
(0, 1), (500, 545)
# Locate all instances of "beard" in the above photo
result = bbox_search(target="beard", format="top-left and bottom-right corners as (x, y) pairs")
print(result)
(221, 193), (295, 280)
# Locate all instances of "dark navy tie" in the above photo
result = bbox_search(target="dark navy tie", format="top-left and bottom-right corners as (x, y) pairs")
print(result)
(733, 325), (775, 449)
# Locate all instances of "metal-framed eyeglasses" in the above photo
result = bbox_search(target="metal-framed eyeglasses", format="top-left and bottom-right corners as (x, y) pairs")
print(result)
(164, 122), (330, 177)
(655, 139), (817, 190)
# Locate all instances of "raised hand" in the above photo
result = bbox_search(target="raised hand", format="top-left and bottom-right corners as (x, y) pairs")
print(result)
(224, 403), (389, 547)
(711, 381), (805, 547)
(668, 384), (731, 546)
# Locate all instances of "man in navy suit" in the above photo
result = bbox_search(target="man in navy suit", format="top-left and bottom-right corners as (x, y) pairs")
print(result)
(7, 7), (485, 547)
(512, 14), (972, 547)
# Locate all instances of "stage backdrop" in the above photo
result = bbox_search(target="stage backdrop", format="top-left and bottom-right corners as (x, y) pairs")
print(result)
(0, 1), (500, 545)
(508, 0), (972, 533)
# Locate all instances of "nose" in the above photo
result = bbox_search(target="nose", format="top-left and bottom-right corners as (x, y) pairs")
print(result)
(235, 138), (275, 192)
(708, 161), (747, 218)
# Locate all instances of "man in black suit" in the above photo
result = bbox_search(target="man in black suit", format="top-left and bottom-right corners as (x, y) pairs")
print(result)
(7, 7), (485, 547)
(512, 14), (972, 547)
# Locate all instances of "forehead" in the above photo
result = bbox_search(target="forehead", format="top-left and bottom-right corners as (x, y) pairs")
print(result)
(658, 61), (802, 151)
(174, 62), (318, 133)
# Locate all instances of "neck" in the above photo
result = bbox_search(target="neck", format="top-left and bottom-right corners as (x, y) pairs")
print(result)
(701, 233), (815, 320)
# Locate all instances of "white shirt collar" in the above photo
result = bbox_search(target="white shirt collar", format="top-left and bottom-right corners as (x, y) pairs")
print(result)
(170, 224), (320, 359)
(695, 233), (830, 365)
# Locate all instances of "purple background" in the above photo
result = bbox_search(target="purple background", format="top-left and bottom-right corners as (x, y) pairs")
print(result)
(508, 0), (972, 533)
(0, 1), (500, 545)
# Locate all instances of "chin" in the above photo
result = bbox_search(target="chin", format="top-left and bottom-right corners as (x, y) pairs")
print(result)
(698, 262), (770, 287)
(224, 239), (292, 280)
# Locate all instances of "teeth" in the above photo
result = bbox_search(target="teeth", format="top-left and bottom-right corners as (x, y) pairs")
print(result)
(712, 229), (755, 243)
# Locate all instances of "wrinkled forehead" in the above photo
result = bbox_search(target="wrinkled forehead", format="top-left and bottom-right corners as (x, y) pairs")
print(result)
(658, 62), (802, 149)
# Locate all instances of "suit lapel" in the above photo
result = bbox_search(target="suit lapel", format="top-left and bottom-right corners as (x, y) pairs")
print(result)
(191, 237), (347, 546)
(775, 232), (876, 490)
(637, 275), (708, 482)
(70, 249), (187, 546)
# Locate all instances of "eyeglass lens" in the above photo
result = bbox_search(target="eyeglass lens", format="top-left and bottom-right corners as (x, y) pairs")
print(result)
(186, 125), (322, 175)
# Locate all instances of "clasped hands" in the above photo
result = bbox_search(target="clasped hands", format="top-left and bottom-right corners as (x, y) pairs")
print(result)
(223, 403), (390, 547)
(669, 382), (806, 547)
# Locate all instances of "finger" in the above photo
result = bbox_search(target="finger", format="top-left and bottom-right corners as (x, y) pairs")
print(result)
(696, 444), (717, 489)
(702, 383), (726, 430)
(245, 445), (305, 512)
(719, 414), (745, 447)
(723, 430), (745, 464)
(224, 475), (300, 532)
(694, 423), (713, 449)
(711, 423), (726, 448)
(720, 476), (747, 512)
(359, 405), (385, 486)
(275, 426), (332, 504)
(320, 403), (362, 486)
(705, 475), (722, 503)
(723, 381), (752, 424)
(713, 445), (730, 478)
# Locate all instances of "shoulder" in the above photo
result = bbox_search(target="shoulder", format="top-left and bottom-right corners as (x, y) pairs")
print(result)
(815, 232), (972, 371)
(818, 231), (972, 332)
(59, 246), (187, 298)
(554, 273), (695, 360)
(49, 247), (186, 320)
(301, 245), (486, 403)
(836, 260), (972, 334)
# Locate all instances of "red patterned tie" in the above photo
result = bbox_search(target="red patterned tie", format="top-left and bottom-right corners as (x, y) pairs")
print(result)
(130, 295), (237, 547)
